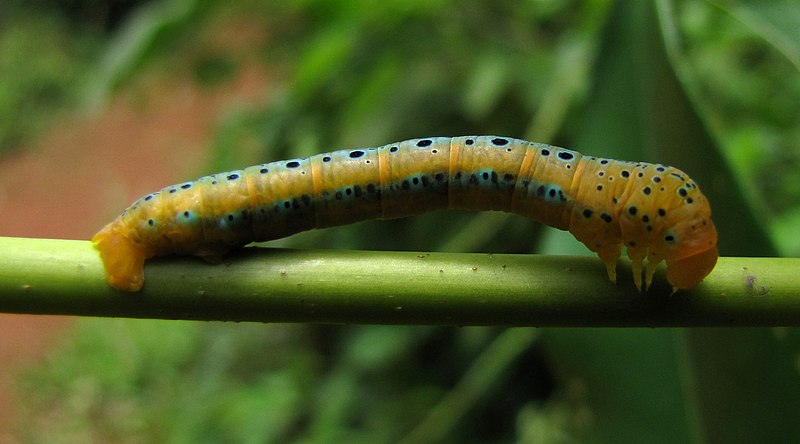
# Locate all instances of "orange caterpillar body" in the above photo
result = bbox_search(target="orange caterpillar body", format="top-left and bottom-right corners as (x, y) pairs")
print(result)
(93, 136), (718, 292)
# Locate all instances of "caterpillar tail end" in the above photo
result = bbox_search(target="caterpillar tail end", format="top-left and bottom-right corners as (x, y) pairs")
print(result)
(92, 220), (152, 292)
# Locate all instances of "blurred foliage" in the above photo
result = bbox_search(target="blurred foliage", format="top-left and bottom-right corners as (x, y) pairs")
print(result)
(16, 320), (550, 442)
(3, 0), (158, 32)
(0, 0), (165, 153)
(678, 0), (800, 228)
(9, 0), (800, 442)
(0, 13), (93, 152)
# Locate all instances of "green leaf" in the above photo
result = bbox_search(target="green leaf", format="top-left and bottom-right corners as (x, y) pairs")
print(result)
(711, 0), (800, 72)
(541, 329), (697, 443)
(683, 327), (800, 442)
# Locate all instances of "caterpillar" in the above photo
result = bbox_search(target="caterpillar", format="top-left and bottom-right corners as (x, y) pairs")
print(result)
(93, 136), (718, 293)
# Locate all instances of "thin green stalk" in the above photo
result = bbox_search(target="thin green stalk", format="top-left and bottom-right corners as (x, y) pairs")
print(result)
(1, 236), (799, 326)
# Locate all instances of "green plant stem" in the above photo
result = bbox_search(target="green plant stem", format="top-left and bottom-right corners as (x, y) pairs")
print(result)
(0, 236), (798, 326)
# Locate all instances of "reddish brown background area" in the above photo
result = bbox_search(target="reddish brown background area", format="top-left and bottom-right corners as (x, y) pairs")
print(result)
(0, 18), (273, 429)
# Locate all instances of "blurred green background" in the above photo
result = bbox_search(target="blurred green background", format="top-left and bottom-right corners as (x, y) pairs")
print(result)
(2, 0), (800, 442)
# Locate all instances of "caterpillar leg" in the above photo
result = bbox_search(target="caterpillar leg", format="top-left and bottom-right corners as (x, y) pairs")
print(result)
(92, 220), (154, 292)
(631, 259), (644, 292)
(194, 246), (229, 264)
(627, 248), (648, 292)
(645, 260), (660, 291)
(596, 244), (623, 286)
(604, 262), (617, 285)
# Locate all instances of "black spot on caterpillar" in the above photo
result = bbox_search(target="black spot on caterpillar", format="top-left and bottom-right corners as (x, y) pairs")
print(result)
(93, 136), (718, 292)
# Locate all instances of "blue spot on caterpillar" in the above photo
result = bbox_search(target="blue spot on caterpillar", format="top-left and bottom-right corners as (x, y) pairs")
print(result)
(93, 136), (718, 292)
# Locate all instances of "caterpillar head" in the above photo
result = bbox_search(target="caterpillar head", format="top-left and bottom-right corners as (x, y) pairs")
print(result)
(662, 198), (718, 290)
